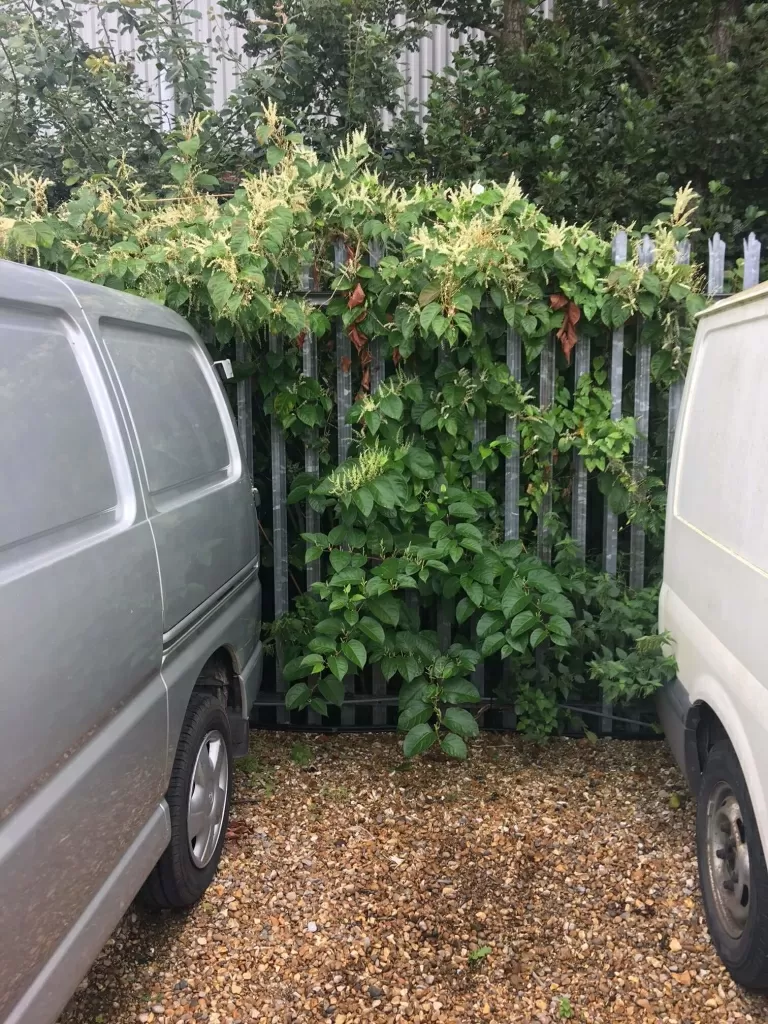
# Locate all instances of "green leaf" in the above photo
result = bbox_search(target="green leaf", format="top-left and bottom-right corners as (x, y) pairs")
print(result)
(637, 292), (656, 319)
(529, 627), (548, 649)
(461, 578), (484, 606)
(476, 611), (503, 638)
(548, 614), (572, 638)
(399, 677), (430, 709)
(642, 271), (661, 296)
(342, 639), (367, 669)
(309, 636), (337, 655)
(329, 549), (352, 572)
(443, 707), (480, 739)
(309, 697), (328, 716)
(371, 477), (397, 508)
(440, 732), (468, 760)
(418, 285), (440, 307)
(318, 675), (345, 706)
(527, 568), (562, 593)
(501, 581), (530, 618)
(398, 701), (433, 732)
(170, 161), (189, 184)
(508, 610), (538, 638)
(283, 657), (313, 682)
(316, 617), (346, 637)
(11, 222), (38, 248)
(266, 145), (285, 167)
(456, 596), (474, 624)
(366, 593), (400, 626)
(353, 486), (374, 517)
(208, 270), (235, 312)
(448, 501), (479, 520)
(454, 311), (473, 337)
(541, 593), (576, 618)
(177, 136), (201, 156)
(327, 654), (349, 681)
(472, 553), (503, 585)
(285, 682), (311, 710)
(332, 566), (365, 586)
(480, 632), (505, 656)
(441, 678), (482, 704)
(403, 723), (437, 757)
(300, 653), (325, 673)
(405, 447), (435, 479)
(420, 302), (441, 332)
(380, 393), (404, 419)
(420, 408), (439, 431)
(358, 616), (385, 644)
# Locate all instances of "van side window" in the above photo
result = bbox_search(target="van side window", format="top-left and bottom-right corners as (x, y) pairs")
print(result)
(103, 322), (230, 496)
(0, 312), (117, 551)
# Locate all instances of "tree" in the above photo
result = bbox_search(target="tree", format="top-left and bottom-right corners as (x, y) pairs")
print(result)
(0, 0), (439, 190)
(0, 0), (165, 192)
(409, 0), (768, 243)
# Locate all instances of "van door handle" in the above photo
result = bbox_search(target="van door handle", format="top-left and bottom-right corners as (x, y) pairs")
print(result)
(252, 486), (261, 508)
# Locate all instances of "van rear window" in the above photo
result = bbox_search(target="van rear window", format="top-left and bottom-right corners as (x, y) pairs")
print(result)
(103, 323), (230, 496)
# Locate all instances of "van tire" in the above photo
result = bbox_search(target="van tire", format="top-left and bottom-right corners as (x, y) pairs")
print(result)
(697, 738), (768, 990)
(139, 692), (232, 911)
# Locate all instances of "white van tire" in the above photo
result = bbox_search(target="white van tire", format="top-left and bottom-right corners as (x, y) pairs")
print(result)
(697, 738), (768, 990)
(139, 692), (233, 910)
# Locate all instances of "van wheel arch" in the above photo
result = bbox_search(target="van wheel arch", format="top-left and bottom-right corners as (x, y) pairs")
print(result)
(193, 647), (248, 757)
(685, 702), (728, 791)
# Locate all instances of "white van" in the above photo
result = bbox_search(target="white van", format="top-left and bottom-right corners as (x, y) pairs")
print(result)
(660, 281), (768, 990)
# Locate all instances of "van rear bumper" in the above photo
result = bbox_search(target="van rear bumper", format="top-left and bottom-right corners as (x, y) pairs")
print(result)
(656, 677), (700, 792)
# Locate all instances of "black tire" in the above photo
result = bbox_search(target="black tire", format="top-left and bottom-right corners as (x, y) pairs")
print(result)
(139, 692), (233, 910)
(697, 737), (768, 990)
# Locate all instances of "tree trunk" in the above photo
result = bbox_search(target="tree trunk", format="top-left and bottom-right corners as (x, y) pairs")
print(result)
(713, 0), (742, 59)
(501, 0), (527, 52)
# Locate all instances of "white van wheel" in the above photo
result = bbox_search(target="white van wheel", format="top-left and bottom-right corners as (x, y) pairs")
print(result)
(697, 738), (768, 990)
(139, 692), (233, 910)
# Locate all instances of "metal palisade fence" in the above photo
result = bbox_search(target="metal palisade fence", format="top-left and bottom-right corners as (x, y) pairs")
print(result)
(244, 231), (763, 734)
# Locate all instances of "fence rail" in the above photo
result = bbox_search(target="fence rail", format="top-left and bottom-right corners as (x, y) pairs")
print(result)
(245, 231), (763, 734)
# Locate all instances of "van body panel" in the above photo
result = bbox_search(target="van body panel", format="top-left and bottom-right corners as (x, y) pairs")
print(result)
(58, 277), (258, 635)
(0, 265), (167, 1022)
(3, 804), (171, 1024)
(161, 567), (262, 770)
(99, 318), (256, 631)
(0, 261), (262, 1024)
(660, 284), (768, 865)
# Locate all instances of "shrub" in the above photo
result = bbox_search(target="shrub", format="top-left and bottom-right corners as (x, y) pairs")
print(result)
(0, 119), (698, 750)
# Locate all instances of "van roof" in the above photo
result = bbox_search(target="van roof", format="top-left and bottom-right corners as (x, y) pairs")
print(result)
(699, 279), (768, 318)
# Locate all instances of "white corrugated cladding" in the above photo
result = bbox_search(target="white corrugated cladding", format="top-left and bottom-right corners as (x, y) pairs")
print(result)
(76, 1), (554, 123)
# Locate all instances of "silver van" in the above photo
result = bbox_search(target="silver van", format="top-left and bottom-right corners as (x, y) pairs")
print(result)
(0, 261), (263, 1024)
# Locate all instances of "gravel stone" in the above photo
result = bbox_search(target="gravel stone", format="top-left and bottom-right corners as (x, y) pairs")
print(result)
(58, 734), (768, 1023)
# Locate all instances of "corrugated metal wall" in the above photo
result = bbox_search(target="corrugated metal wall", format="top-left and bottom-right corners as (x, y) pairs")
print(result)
(77, 1), (555, 123)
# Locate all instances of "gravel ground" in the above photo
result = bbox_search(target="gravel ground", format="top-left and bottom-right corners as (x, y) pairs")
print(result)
(59, 734), (766, 1024)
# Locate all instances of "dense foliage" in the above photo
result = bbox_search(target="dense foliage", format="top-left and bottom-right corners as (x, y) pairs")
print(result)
(411, 0), (768, 245)
(0, 118), (699, 750)
(2, 0), (766, 249)
(0, 0), (430, 190)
